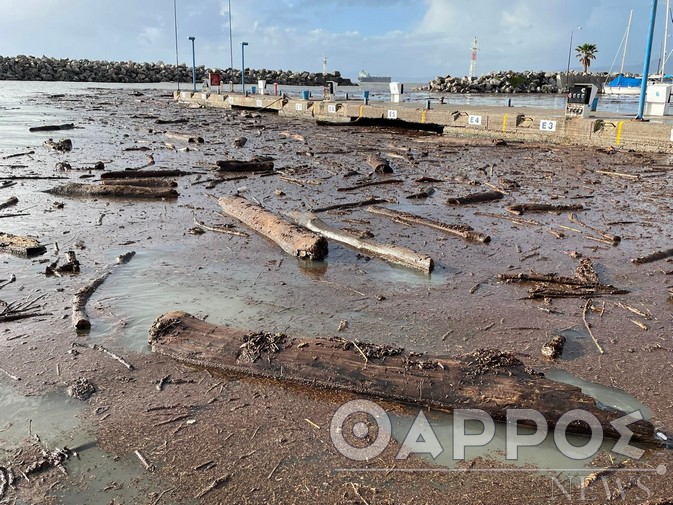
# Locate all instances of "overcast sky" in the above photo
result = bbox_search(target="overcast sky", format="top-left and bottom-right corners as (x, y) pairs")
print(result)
(0, 0), (670, 82)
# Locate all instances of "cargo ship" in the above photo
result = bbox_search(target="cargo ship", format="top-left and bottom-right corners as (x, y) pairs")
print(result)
(358, 70), (391, 83)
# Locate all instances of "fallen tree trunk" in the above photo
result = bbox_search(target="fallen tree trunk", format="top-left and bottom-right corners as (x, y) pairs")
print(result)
(46, 183), (178, 199)
(367, 205), (490, 243)
(165, 132), (204, 144)
(0, 233), (46, 257)
(218, 196), (327, 260)
(215, 160), (274, 172)
(447, 190), (504, 205)
(0, 196), (18, 211)
(102, 178), (178, 188)
(29, 123), (75, 132)
(148, 311), (664, 446)
(506, 203), (585, 215)
(101, 169), (188, 179)
(631, 248), (673, 265)
(288, 211), (434, 274)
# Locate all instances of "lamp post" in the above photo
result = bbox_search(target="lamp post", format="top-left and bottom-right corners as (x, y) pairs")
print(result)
(189, 36), (196, 92)
(228, 0), (234, 72)
(173, 0), (180, 91)
(241, 41), (249, 94)
(566, 26), (582, 92)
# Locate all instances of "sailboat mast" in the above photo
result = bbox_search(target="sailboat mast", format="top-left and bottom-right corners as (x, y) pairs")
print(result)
(663, 0), (671, 78)
(621, 10), (633, 74)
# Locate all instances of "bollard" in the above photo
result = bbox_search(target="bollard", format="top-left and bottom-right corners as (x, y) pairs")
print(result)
(363, 90), (369, 105)
(507, 98), (512, 107)
(426, 99), (431, 110)
(274, 82), (278, 96)
(345, 92), (349, 100)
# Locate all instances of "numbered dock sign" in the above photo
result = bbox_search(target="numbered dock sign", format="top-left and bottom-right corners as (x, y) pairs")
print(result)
(540, 120), (557, 132)
(256, 99), (263, 107)
(387, 110), (398, 120)
(468, 115), (482, 126)
(328, 104), (337, 114)
(295, 103), (303, 111)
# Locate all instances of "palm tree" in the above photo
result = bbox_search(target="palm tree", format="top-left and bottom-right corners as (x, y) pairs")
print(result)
(576, 44), (598, 73)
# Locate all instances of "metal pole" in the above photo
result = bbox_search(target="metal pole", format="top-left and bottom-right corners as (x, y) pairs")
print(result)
(637, 0), (659, 119)
(173, 0), (180, 91)
(228, 0), (234, 72)
(241, 41), (248, 94)
(189, 36), (196, 92)
(663, 0), (670, 78)
(565, 26), (582, 92)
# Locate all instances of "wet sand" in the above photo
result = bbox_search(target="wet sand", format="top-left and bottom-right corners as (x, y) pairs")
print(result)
(1, 87), (672, 504)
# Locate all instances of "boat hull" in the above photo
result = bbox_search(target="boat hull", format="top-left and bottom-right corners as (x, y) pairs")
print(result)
(358, 77), (391, 83)
(603, 86), (641, 96)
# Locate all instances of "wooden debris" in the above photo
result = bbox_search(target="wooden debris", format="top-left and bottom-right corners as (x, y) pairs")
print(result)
(218, 196), (327, 260)
(195, 474), (231, 499)
(367, 154), (393, 174)
(165, 132), (204, 144)
(24, 447), (75, 477)
(595, 169), (640, 180)
(289, 211), (434, 274)
(134, 450), (155, 472)
(148, 312), (664, 445)
(568, 213), (621, 245)
(367, 205), (490, 243)
(0, 367), (21, 381)
(0, 196), (18, 211)
(631, 248), (673, 265)
(1, 150), (34, 159)
(311, 197), (395, 213)
(447, 190), (504, 205)
(44, 138), (72, 152)
(102, 178), (178, 188)
(576, 257), (599, 284)
(155, 118), (188, 125)
(215, 159), (274, 173)
(46, 183), (178, 199)
(101, 169), (188, 179)
(582, 299), (605, 354)
(406, 187), (435, 199)
(194, 218), (249, 237)
(541, 335), (566, 360)
(337, 179), (403, 192)
(72, 342), (135, 370)
(506, 203), (584, 215)
(474, 211), (542, 227)
(29, 123), (74, 132)
(0, 232), (47, 257)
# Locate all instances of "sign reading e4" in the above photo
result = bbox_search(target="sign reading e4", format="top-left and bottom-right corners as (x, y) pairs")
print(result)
(468, 115), (482, 126)
(540, 120), (557, 132)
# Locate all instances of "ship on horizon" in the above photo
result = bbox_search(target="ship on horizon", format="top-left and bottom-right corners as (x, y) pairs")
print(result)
(358, 70), (391, 83)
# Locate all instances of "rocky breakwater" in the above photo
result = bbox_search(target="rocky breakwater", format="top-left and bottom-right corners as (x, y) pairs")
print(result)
(420, 70), (559, 94)
(0, 55), (353, 86)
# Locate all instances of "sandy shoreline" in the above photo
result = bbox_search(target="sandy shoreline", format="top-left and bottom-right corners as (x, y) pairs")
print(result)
(1, 87), (672, 504)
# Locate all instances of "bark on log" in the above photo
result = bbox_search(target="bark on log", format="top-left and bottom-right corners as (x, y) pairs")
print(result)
(102, 178), (178, 188)
(367, 205), (490, 243)
(215, 160), (274, 173)
(148, 311), (664, 446)
(0, 233), (46, 257)
(101, 169), (188, 179)
(0, 196), (18, 211)
(165, 132), (204, 144)
(631, 248), (673, 265)
(447, 191), (504, 205)
(218, 196), (327, 260)
(46, 183), (178, 199)
(366, 154), (393, 174)
(506, 203), (585, 215)
(288, 211), (433, 274)
(29, 123), (75, 132)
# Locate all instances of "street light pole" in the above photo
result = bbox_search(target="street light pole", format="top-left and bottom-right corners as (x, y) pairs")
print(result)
(228, 0), (234, 72)
(189, 36), (196, 92)
(173, 0), (180, 91)
(566, 26), (582, 92)
(241, 41), (249, 94)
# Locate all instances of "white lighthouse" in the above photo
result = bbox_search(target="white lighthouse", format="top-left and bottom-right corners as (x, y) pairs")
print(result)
(469, 37), (479, 80)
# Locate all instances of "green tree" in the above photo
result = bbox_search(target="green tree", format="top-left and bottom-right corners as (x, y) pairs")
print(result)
(576, 43), (598, 73)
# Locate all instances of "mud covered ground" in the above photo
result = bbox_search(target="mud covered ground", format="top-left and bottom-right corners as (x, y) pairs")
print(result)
(1, 88), (673, 504)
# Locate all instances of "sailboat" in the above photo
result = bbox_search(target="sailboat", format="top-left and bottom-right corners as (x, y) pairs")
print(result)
(604, 10), (642, 95)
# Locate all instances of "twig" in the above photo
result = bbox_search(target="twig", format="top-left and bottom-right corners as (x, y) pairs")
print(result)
(582, 299), (604, 354)
(153, 414), (190, 427)
(350, 482), (371, 505)
(152, 487), (175, 505)
(134, 450), (155, 471)
(194, 218), (249, 237)
(267, 457), (285, 480)
(0, 367), (21, 381)
(195, 474), (231, 499)
(72, 343), (134, 370)
(351, 341), (369, 368)
(304, 419), (320, 429)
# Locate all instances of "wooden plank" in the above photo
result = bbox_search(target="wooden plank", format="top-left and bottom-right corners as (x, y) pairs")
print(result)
(0, 232), (47, 257)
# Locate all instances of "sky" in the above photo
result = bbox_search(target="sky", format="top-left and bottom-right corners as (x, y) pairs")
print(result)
(0, 0), (671, 82)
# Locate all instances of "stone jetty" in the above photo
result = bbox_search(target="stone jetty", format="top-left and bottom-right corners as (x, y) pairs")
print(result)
(0, 55), (353, 86)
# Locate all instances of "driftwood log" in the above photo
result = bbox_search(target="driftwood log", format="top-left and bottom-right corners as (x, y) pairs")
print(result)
(148, 311), (665, 445)
(29, 123), (74, 132)
(46, 183), (178, 199)
(447, 191), (504, 205)
(215, 160), (274, 172)
(218, 196), (327, 260)
(367, 205), (490, 243)
(0, 196), (18, 211)
(165, 132), (204, 144)
(0, 233), (46, 257)
(506, 203), (585, 215)
(288, 211), (434, 274)
(102, 178), (178, 188)
(631, 248), (673, 265)
(101, 169), (188, 179)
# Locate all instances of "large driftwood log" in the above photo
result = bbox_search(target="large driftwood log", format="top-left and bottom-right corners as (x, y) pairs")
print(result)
(288, 211), (434, 274)
(367, 205), (490, 243)
(218, 196), (327, 260)
(215, 160), (274, 172)
(29, 123), (75, 132)
(101, 169), (188, 179)
(506, 203), (585, 215)
(0, 233), (46, 257)
(447, 190), (504, 205)
(102, 178), (178, 188)
(148, 311), (664, 445)
(46, 183), (178, 199)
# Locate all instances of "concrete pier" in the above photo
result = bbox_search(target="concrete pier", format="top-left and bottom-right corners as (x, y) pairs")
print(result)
(175, 90), (673, 153)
